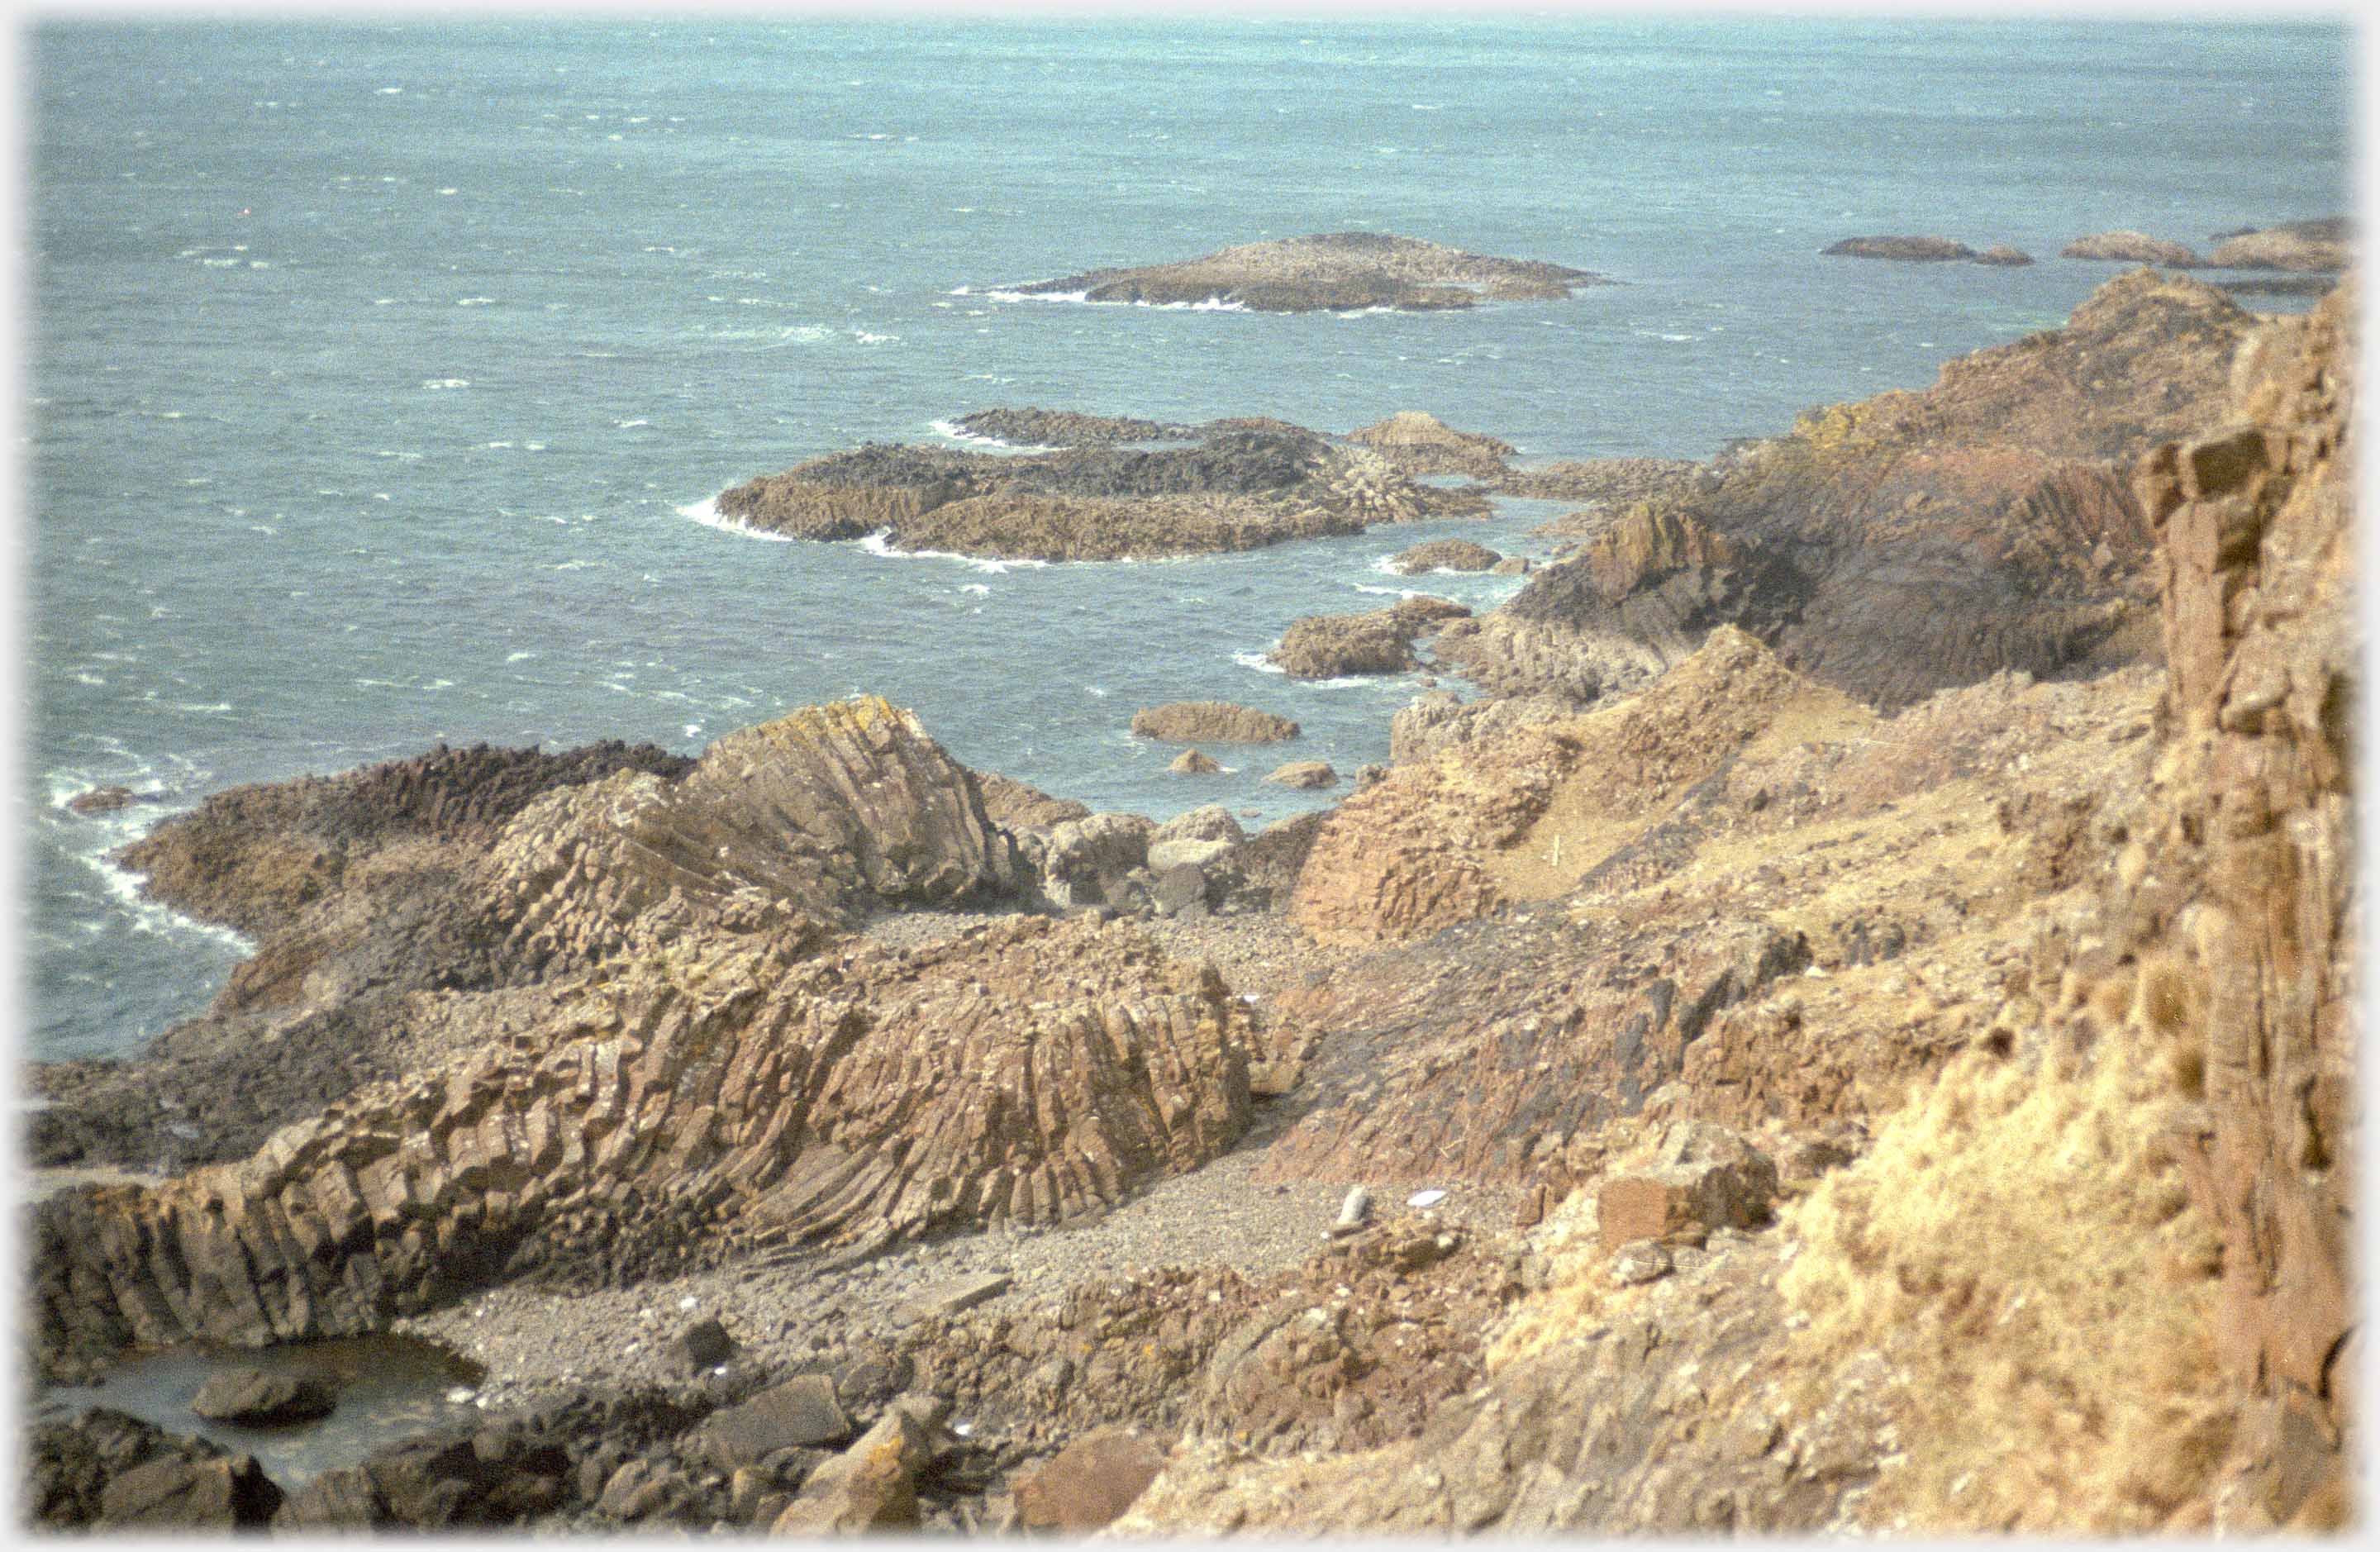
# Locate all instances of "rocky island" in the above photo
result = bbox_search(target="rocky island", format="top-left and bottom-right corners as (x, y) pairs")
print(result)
(714, 417), (1489, 562)
(25, 273), (2356, 1536)
(980, 231), (1612, 312)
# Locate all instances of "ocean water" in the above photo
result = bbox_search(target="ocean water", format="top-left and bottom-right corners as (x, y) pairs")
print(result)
(23, 17), (2353, 1061)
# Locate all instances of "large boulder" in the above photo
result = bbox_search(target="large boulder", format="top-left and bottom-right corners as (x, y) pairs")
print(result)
(1016, 1429), (1169, 1532)
(1040, 812), (1156, 910)
(189, 1367), (338, 1426)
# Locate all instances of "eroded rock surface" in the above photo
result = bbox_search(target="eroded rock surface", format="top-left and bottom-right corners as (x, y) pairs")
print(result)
(1345, 412), (1516, 479)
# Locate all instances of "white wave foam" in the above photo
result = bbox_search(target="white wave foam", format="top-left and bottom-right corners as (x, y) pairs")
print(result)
(857, 529), (1045, 574)
(1231, 650), (1288, 675)
(1353, 583), (1424, 598)
(421, 378), (469, 390)
(678, 496), (793, 543)
(926, 417), (1059, 453)
(615, 417), (650, 428)
(851, 330), (898, 345)
(1085, 685), (1108, 697)
(456, 297), (495, 307)
(958, 583), (991, 596)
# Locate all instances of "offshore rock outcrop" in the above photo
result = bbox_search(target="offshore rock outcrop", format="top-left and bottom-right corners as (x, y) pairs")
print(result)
(985, 231), (1611, 312)
(1448, 269), (2260, 712)
(1344, 412), (1516, 479)
(716, 419), (1489, 561)
(2062, 230), (2205, 266)
(1821, 235), (1977, 260)
(2208, 216), (2352, 272)
(31, 916), (1257, 1378)
(1130, 702), (1300, 744)
(1267, 597), (1470, 679)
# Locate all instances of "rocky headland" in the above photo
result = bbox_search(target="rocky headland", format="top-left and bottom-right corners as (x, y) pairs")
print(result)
(983, 231), (1611, 312)
(24, 274), (2356, 1536)
(1430, 268), (2263, 713)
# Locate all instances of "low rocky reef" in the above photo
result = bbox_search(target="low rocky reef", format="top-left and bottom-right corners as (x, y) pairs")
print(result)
(1830, 217), (2349, 278)
(981, 231), (1611, 312)
(715, 417), (1488, 562)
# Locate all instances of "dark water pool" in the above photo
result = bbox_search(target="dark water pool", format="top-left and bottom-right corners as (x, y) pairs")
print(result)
(30, 1334), (488, 1488)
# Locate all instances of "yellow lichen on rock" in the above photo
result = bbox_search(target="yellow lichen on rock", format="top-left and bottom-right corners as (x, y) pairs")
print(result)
(1778, 1012), (2230, 1532)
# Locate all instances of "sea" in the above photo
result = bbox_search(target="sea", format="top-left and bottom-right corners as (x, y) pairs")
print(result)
(21, 15), (2354, 1063)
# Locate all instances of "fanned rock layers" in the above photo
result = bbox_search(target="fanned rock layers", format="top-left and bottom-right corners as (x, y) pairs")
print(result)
(465, 697), (1021, 982)
(31, 916), (1256, 1376)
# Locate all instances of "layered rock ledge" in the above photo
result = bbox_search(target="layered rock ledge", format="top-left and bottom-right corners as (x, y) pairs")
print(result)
(983, 231), (1611, 312)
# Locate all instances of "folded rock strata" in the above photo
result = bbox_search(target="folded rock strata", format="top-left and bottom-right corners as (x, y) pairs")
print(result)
(464, 697), (1021, 983)
(30, 915), (1257, 1376)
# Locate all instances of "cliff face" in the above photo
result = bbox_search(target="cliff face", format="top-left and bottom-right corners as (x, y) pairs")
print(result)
(1107, 283), (2355, 1536)
(2129, 279), (2356, 1525)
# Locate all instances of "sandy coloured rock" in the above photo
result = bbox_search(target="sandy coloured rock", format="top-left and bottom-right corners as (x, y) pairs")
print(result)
(1130, 701), (1300, 743)
(1267, 597), (1470, 678)
(2061, 229), (2203, 266)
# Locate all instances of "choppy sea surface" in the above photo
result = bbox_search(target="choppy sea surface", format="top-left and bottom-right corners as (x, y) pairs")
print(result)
(22, 16), (2352, 1060)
